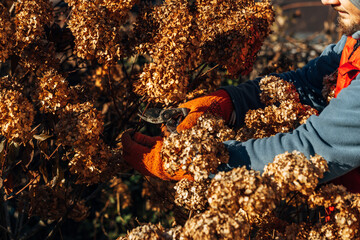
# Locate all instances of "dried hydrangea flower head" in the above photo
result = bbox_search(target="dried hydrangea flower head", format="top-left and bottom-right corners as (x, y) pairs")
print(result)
(207, 166), (277, 220)
(198, 0), (275, 77)
(19, 40), (59, 72)
(66, 0), (137, 63)
(37, 70), (71, 113)
(0, 89), (35, 142)
(68, 140), (117, 184)
(259, 75), (299, 104)
(236, 76), (318, 141)
(55, 102), (104, 153)
(174, 178), (210, 211)
(28, 183), (89, 222)
(161, 114), (234, 181)
(263, 151), (328, 198)
(307, 184), (360, 239)
(14, 0), (53, 50)
(180, 209), (250, 240)
(134, 0), (200, 105)
(0, 3), (14, 62)
(117, 223), (165, 240)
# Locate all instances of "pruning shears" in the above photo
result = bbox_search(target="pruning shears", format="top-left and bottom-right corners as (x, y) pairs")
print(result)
(137, 108), (189, 133)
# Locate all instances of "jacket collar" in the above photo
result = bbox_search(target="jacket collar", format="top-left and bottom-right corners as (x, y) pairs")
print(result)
(351, 31), (360, 39)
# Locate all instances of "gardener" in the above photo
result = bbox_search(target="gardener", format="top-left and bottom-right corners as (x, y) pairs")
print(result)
(122, 0), (360, 193)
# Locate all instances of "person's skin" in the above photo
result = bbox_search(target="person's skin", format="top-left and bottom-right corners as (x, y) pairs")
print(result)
(322, 0), (360, 35)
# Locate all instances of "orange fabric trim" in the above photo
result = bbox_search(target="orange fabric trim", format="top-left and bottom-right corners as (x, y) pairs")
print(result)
(335, 37), (360, 97)
(331, 37), (360, 193)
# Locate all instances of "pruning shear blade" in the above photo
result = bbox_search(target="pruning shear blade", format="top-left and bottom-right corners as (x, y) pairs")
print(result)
(137, 108), (189, 133)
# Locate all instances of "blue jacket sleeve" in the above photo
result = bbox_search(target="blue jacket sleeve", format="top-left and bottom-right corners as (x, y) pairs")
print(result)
(219, 35), (360, 183)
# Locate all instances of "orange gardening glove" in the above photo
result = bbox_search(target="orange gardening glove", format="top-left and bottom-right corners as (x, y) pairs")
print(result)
(176, 89), (234, 132)
(121, 131), (193, 181)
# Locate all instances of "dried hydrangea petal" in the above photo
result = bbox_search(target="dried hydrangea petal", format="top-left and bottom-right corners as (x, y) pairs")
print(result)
(161, 114), (234, 181)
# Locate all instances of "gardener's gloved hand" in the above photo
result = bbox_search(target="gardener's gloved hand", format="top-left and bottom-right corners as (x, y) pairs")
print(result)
(176, 89), (234, 132)
(121, 130), (193, 181)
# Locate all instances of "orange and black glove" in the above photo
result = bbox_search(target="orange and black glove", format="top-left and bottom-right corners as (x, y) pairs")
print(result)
(176, 89), (234, 132)
(121, 131), (193, 181)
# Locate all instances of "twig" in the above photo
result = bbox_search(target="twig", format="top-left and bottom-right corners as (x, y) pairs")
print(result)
(193, 63), (207, 81)
(5, 174), (40, 201)
(200, 64), (219, 77)
(107, 67), (123, 118)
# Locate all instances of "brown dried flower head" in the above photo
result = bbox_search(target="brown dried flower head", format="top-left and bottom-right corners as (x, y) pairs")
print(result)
(119, 223), (165, 240)
(14, 0), (53, 50)
(0, 89), (35, 142)
(37, 69), (71, 113)
(68, 141), (122, 185)
(66, 0), (137, 63)
(263, 151), (328, 197)
(19, 40), (59, 72)
(174, 178), (210, 211)
(0, 3), (14, 62)
(180, 209), (250, 240)
(161, 114), (234, 181)
(198, 0), (275, 77)
(55, 102), (104, 153)
(207, 166), (277, 219)
(28, 184), (89, 222)
(134, 0), (201, 105)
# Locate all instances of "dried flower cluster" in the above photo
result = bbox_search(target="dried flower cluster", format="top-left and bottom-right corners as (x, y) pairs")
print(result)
(28, 183), (89, 222)
(208, 167), (277, 220)
(263, 151), (328, 198)
(0, 89), (35, 142)
(198, 0), (274, 77)
(54, 102), (122, 184)
(134, 0), (199, 105)
(181, 209), (249, 240)
(68, 142), (115, 184)
(14, 0), (53, 50)
(322, 70), (337, 103)
(19, 40), (59, 72)
(0, 3), (14, 62)
(66, 0), (137, 63)
(37, 70), (71, 113)
(134, 0), (274, 105)
(306, 184), (360, 239)
(161, 114), (235, 181)
(174, 178), (210, 211)
(236, 75), (318, 141)
(117, 223), (165, 240)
